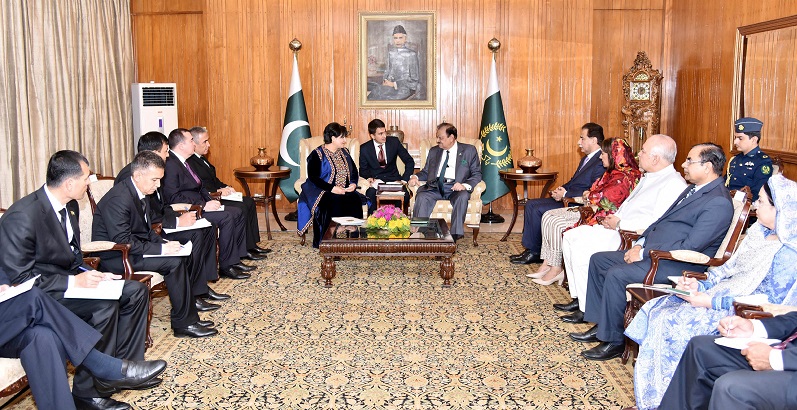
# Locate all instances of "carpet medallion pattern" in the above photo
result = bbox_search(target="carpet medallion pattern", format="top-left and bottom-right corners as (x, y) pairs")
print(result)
(8, 233), (634, 409)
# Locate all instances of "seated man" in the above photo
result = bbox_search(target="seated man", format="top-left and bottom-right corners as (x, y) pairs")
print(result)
(93, 151), (217, 338)
(408, 123), (481, 242)
(0, 150), (150, 409)
(0, 268), (166, 410)
(359, 118), (415, 214)
(572, 143), (734, 361)
(511, 122), (606, 265)
(116, 131), (229, 307)
(659, 312), (797, 409)
(187, 126), (270, 257)
(558, 134), (686, 323)
(162, 128), (253, 280)
(726, 117), (773, 200)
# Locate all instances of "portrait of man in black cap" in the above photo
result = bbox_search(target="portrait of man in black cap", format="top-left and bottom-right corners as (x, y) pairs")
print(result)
(367, 24), (422, 100)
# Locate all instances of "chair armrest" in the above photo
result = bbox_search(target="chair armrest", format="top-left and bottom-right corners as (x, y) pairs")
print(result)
(561, 197), (584, 208)
(739, 310), (774, 320)
(576, 206), (595, 225)
(151, 223), (163, 235)
(209, 192), (222, 200)
(357, 177), (371, 192)
(682, 270), (708, 280)
(618, 230), (641, 251)
(81, 241), (133, 279)
(642, 250), (726, 285)
(82, 257), (101, 269)
(469, 181), (486, 200)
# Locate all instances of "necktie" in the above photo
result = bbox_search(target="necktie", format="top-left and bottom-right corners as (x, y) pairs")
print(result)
(377, 144), (386, 167)
(437, 150), (450, 196)
(58, 208), (69, 242)
(677, 186), (697, 206)
(774, 328), (797, 350)
(141, 198), (148, 223)
(577, 155), (588, 172)
(185, 161), (201, 184)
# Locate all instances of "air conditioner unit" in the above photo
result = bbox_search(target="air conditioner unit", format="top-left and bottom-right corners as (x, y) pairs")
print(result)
(131, 83), (178, 151)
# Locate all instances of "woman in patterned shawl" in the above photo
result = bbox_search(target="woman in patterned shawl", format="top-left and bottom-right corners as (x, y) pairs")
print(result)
(626, 174), (797, 410)
(529, 138), (641, 285)
(297, 122), (366, 248)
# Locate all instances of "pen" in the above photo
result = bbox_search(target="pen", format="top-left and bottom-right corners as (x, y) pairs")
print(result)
(728, 316), (736, 337)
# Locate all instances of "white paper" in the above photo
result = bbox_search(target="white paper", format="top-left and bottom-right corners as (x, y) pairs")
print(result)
(714, 337), (781, 350)
(667, 275), (683, 285)
(163, 218), (212, 234)
(378, 191), (405, 196)
(144, 240), (193, 258)
(0, 275), (40, 304)
(734, 294), (770, 305)
(331, 217), (365, 226)
(204, 205), (225, 212)
(64, 276), (125, 300)
(221, 192), (243, 202)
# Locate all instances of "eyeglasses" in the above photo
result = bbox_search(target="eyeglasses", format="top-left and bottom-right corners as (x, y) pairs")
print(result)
(683, 158), (706, 166)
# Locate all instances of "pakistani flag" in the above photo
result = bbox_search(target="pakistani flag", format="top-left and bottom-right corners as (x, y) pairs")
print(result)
(479, 56), (512, 204)
(278, 54), (312, 203)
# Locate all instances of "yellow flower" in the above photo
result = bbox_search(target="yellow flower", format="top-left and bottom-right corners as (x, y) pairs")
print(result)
(377, 217), (387, 227)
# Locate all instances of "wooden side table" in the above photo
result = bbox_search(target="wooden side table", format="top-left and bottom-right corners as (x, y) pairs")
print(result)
(233, 166), (291, 240)
(498, 169), (558, 241)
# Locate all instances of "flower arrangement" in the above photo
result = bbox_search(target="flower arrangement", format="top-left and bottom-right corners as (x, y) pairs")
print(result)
(366, 205), (411, 237)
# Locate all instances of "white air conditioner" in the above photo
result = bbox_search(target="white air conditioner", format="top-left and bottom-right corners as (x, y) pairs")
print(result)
(131, 83), (178, 151)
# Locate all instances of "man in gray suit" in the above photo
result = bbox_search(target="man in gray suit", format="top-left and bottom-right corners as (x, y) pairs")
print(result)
(409, 123), (482, 242)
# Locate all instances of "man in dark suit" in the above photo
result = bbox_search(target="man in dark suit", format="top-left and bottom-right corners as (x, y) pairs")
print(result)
(408, 123), (482, 242)
(116, 131), (228, 304)
(573, 143), (735, 361)
(359, 118), (415, 214)
(162, 128), (253, 280)
(0, 150), (150, 410)
(511, 122), (607, 265)
(0, 268), (167, 410)
(187, 126), (271, 256)
(94, 151), (217, 338)
(659, 312), (797, 409)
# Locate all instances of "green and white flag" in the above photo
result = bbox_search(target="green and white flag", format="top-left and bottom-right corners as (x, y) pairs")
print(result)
(479, 56), (512, 204)
(278, 54), (312, 203)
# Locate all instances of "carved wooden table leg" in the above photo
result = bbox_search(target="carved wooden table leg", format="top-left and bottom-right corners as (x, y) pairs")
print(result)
(439, 256), (454, 287)
(321, 256), (336, 288)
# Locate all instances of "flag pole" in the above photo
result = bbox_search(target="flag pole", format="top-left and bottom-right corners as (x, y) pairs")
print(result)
(481, 38), (505, 224)
(283, 38), (303, 222)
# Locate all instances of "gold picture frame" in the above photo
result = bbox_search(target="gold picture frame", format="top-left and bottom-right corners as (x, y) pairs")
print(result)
(359, 11), (436, 109)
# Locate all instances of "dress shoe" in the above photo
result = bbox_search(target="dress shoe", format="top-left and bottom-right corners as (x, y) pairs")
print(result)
(569, 324), (599, 343)
(195, 297), (221, 312)
(173, 323), (218, 338)
(95, 376), (162, 395)
(231, 262), (256, 272)
(242, 252), (265, 261)
(93, 359), (167, 394)
(250, 246), (272, 255)
(581, 341), (624, 361)
(219, 267), (250, 280)
(553, 298), (580, 312)
(510, 252), (543, 265)
(510, 249), (532, 259)
(531, 271), (565, 286)
(196, 320), (215, 328)
(206, 287), (231, 300)
(74, 396), (131, 410)
(560, 311), (586, 324)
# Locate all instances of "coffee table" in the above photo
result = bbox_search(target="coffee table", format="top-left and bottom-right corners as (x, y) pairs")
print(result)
(318, 219), (457, 287)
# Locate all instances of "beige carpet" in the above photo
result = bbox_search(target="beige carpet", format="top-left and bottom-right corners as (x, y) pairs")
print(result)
(7, 232), (634, 409)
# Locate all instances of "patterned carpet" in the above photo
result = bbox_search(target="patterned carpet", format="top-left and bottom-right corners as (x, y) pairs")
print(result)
(8, 232), (634, 409)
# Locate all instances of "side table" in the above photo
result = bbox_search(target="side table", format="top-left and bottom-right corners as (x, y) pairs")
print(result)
(233, 166), (291, 240)
(498, 169), (558, 241)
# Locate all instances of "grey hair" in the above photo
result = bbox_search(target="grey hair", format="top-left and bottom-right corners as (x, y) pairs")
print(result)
(189, 126), (208, 141)
(648, 134), (677, 164)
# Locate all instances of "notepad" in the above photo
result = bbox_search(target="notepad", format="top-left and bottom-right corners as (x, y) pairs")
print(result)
(204, 205), (225, 212)
(640, 285), (693, 297)
(0, 275), (39, 304)
(64, 276), (125, 300)
(332, 217), (365, 226)
(144, 240), (193, 257)
(221, 192), (243, 202)
(714, 337), (781, 350)
(163, 218), (212, 234)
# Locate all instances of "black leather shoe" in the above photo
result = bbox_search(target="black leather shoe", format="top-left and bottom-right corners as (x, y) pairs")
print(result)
(581, 342), (624, 361)
(231, 262), (256, 272)
(242, 252), (265, 261)
(510, 252), (543, 265)
(173, 323), (218, 338)
(195, 297), (221, 312)
(553, 298), (580, 312)
(219, 267), (250, 280)
(560, 311), (586, 324)
(95, 375), (162, 395)
(250, 246), (272, 255)
(74, 396), (131, 410)
(509, 249), (532, 260)
(206, 287), (231, 300)
(569, 324), (599, 343)
(93, 359), (167, 394)
(196, 320), (215, 328)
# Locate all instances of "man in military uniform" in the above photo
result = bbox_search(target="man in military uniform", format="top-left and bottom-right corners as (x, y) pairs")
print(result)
(368, 25), (420, 100)
(726, 117), (772, 200)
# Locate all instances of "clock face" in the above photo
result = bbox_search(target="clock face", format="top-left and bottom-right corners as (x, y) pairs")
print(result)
(630, 81), (651, 101)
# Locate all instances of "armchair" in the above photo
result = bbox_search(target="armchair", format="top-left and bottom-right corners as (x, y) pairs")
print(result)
(407, 137), (486, 246)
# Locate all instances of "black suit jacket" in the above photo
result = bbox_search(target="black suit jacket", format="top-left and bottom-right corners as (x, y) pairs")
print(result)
(116, 164), (180, 229)
(762, 311), (797, 371)
(92, 178), (166, 256)
(561, 152), (606, 198)
(186, 154), (228, 192)
(0, 187), (90, 296)
(358, 137), (415, 182)
(162, 152), (213, 205)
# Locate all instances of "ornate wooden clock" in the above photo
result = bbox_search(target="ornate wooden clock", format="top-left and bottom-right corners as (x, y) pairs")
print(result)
(621, 51), (663, 153)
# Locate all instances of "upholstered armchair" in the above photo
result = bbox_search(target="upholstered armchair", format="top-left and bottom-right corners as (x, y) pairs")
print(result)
(407, 137), (486, 246)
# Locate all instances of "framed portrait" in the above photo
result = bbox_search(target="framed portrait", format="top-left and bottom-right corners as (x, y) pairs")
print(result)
(359, 11), (436, 109)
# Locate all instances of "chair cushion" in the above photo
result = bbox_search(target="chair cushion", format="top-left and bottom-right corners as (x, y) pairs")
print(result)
(0, 358), (25, 396)
(138, 270), (164, 287)
(669, 250), (711, 264)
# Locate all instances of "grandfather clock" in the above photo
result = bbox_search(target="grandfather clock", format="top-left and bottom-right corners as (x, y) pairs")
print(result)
(621, 51), (663, 153)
